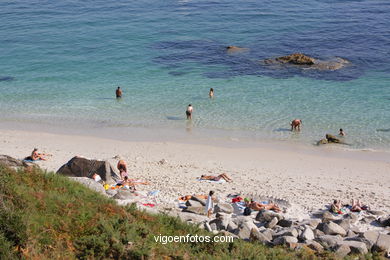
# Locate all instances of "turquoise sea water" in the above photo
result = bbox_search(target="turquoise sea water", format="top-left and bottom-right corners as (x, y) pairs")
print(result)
(0, 0), (389, 149)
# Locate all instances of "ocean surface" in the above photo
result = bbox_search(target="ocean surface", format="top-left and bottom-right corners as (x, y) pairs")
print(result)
(1, 0), (390, 150)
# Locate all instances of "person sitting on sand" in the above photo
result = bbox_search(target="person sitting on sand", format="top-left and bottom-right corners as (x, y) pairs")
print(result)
(209, 88), (214, 98)
(330, 199), (342, 214)
(186, 104), (193, 120)
(291, 119), (302, 131)
(122, 176), (136, 191)
(200, 173), (232, 182)
(246, 199), (281, 212)
(116, 86), (122, 98)
(117, 160), (128, 180)
(339, 128), (346, 136)
(350, 199), (369, 212)
(25, 148), (49, 161)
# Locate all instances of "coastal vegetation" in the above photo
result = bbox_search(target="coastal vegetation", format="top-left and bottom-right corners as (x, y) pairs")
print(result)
(0, 165), (384, 259)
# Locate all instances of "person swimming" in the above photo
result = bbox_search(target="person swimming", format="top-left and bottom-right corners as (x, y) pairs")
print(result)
(339, 128), (346, 136)
(291, 119), (302, 131)
(186, 104), (193, 120)
(116, 86), (122, 98)
(209, 88), (214, 98)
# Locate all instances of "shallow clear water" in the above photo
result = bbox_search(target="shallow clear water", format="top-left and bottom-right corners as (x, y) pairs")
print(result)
(0, 0), (390, 149)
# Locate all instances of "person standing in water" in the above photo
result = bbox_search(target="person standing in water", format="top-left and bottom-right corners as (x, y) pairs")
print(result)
(209, 88), (214, 98)
(291, 119), (302, 131)
(186, 104), (193, 120)
(116, 86), (122, 98)
(339, 128), (346, 136)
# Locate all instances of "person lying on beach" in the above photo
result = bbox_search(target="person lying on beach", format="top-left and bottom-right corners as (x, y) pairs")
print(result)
(179, 195), (210, 201)
(245, 199), (281, 212)
(122, 176), (136, 191)
(350, 199), (369, 212)
(291, 119), (302, 131)
(117, 160), (128, 180)
(25, 148), (50, 161)
(330, 199), (343, 214)
(200, 173), (232, 182)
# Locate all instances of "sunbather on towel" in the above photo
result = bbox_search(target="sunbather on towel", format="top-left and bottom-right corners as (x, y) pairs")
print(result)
(200, 173), (232, 182)
(246, 199), (281, 212)
(179, 195), (209, 201)
(330, 199), (343, 214)
(117, 160), (128, 180)
(351, 199), (369, 212)
(25, 148), (50, 161)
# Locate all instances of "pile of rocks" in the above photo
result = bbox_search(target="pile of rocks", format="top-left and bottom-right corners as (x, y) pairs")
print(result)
(179, 198), (390, 258)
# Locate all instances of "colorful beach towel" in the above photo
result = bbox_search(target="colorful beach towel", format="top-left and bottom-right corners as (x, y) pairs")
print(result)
(197, 178), (226, 184)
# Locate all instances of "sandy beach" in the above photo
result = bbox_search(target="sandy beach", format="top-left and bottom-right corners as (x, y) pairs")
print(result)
(1, 126), (389, 219)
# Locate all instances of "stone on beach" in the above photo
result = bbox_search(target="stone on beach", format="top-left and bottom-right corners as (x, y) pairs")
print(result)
(214, 203), (234, 214)
(322, 222), (347, 236)
(255, 209), (283, 222)
(336, 240), (368, 255)
(316, 235), (343, 248)
(57, 156), (120, 184)
(250, 228), (271, 244)
(69, 177), (106, 195)
(300, 226), (315, 241)
(0, 154), (30, 168)
(273, 236), (298, 246)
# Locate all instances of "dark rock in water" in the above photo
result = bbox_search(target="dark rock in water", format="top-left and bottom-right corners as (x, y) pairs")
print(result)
(0, 76), (15, 82)
(275, 53), (315, 65)
(56, 156), (120, 184)
(325, 134), (341, 143)
(0, 155), (30, 168)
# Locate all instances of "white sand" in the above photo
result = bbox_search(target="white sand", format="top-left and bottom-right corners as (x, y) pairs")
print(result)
(1, 128), (389, 217)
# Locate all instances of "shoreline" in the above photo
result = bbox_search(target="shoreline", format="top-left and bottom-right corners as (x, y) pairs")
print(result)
(1, 126), (389, 217)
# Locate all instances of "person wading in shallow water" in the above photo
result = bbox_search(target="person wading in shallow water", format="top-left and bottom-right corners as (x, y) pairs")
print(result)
(186, 104), (193, 120)
(116, 86), (122, 98)
(291, 119), (302, 131)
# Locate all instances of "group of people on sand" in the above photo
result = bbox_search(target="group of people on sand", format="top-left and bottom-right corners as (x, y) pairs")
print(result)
(331, 199), (369, 214)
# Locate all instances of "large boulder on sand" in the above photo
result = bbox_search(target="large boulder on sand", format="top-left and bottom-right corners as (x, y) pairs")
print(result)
(57, 156), (120, 184)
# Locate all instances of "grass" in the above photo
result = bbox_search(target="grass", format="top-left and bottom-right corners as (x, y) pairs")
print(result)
(0, 165), (385, 259)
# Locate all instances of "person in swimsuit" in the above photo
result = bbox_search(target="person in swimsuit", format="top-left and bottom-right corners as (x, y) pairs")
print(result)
(330, 199), (342, 214)
(291, 119), (302, 131)
(117, 160), (128, 180)
(209, 88), (214, 98)
(122, 176), (136, 191)
(245, 199), (281, 212)
(200, 173), (232, 182)
(116, 86), (122, 98)
(186, 104), (193, 120)
(205, 190), (215, 218)
(351, 199), (369, 212)
(26, 148), (49, 161)
(339, 128), (346, 136)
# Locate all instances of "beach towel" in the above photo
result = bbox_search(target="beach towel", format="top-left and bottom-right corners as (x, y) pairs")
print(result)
(197, 178), (226, 184)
